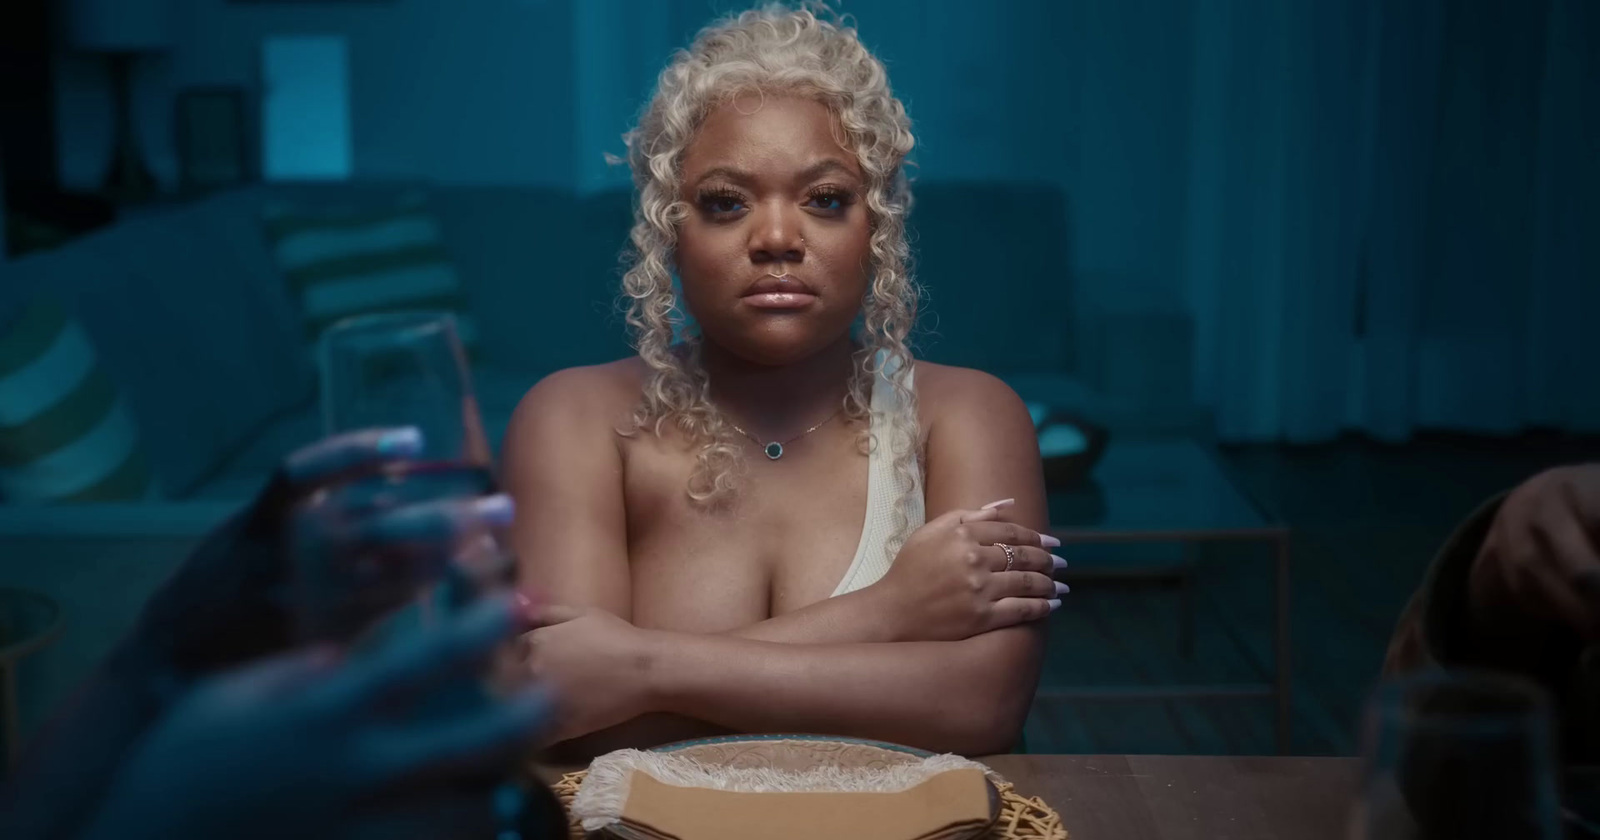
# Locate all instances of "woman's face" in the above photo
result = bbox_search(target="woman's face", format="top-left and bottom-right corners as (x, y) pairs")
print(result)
(674, 94), (873, 367)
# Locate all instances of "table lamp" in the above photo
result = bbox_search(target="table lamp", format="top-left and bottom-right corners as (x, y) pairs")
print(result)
(66, 0), (175, 203)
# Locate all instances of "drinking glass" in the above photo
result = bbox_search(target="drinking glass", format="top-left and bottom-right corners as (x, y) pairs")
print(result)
(1353, 670), (1562, 840)
(290, 311), (559, 838)
(319, 310), (491, 466)
(292, 311), (508, 645)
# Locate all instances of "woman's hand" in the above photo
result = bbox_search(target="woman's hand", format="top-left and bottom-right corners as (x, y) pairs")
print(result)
(129, 427), (430, 677)
(1469, 464), (1600, 643)
(523, 605), (658, 743)
(83, 596), (556, 840)
(867, 501), (1066, 643)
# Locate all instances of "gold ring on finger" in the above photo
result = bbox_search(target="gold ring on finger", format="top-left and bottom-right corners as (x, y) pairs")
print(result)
(998, 543), (1018, 572)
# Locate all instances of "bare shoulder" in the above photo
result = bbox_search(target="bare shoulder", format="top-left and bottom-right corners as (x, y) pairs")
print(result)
(912, 363), (1045, 522)
(512, 358), (642, 420)
(504, 357), (645, 452)
(913, 361), (1031, 431)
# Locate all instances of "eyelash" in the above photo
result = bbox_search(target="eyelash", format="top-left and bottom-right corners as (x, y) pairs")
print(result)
(697, 188), (747, 216)
(806, 185), (856, 213)
(694, 185), (857, 218)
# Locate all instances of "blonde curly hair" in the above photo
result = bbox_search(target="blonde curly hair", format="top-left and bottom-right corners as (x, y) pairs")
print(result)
(618, 3), (921, 546)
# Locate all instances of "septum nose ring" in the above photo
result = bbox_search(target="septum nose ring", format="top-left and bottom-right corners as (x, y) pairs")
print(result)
(766, 240), (802, 279)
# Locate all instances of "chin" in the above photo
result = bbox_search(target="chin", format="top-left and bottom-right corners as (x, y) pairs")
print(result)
(706, 320), (849, 367)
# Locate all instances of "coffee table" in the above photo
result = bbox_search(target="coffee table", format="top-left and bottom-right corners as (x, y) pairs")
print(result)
(1044, 438), (1292, 754)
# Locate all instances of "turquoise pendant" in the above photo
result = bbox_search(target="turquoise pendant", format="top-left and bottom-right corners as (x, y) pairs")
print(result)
(763, 442), (784, 460)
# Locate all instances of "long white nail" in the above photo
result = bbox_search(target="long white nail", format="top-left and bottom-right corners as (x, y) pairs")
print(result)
(1047, 598), (1063, 612)
(1054, 581), (1070, 596)
(981, 498), (1015, 511)
(472, 494), (515, 527)
(1052, 554), (1067, 571)
(1040, 534), (1062, 548)
(376, 426), (424, 456)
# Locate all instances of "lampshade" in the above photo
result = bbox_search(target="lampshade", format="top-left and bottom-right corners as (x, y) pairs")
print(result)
(67, 0), (175, 53)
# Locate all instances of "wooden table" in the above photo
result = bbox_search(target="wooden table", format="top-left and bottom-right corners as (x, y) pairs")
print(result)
(985, 754), (1360, 840)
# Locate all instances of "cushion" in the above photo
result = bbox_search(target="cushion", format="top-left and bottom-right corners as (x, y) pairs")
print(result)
(263, 191), (477, 350)
(0, 299), (153, 502)
(0, 201), (317, 498)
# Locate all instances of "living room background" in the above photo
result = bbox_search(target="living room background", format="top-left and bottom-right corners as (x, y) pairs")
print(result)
(1, 0), (1597, 763)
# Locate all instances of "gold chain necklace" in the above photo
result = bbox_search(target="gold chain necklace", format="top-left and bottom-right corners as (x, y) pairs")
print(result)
(726, 408), (844, 461)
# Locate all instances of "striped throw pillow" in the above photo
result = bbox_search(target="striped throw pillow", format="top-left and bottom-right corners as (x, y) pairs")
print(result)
(0, 299), (154, 502)
(263, 192), (477, 349)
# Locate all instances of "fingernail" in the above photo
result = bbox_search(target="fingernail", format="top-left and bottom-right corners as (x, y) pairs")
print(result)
(1040, 534), (1062, 548)
(981, 498), (1015, 510)
(1051, 554), (1067, 571)
(473, 494), (515, 527)
(376, 426), (424, 457)
(514, 590), (541, 625)
(1047, 598), (1063, 612)
(1054, 581), (1070, 596)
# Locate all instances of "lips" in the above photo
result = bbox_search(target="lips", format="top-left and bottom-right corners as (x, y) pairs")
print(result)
(743, 274), (818, 296)
(740, 273), (818, 310)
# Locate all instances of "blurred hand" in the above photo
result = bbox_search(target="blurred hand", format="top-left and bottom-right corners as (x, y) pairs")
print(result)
(83, 595), (555, 840)
(1469, 464), (1600, 642)
(128, 426), (433, 677)
(523, 605), (656, 743)
(869, 502), (1065, 642)
(0, 427), (537, 840)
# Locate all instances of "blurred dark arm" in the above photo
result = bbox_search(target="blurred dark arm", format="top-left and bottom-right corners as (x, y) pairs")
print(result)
(0, 635), (174, 839)
(1384, 492), (1598, 761)
(0, 501), (290, 839)
(1384, 494), (1513, 675)
(1384, 492), (1587, 682)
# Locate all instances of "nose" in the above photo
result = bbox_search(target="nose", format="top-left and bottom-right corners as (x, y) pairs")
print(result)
(748, 201), (804, 266)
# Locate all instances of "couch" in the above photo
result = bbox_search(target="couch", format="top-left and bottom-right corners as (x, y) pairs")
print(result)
(0, 179), (1201, 739)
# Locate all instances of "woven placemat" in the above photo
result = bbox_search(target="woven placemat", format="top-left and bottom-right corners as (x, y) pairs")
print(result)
(551, 769), (1068, 839)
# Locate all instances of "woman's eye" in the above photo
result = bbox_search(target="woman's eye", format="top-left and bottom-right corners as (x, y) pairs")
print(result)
(701, 194), (746, 215)
(806, 191), (851, 213)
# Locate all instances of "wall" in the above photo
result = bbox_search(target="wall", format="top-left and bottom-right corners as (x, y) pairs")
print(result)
(56, 0), (576, 190)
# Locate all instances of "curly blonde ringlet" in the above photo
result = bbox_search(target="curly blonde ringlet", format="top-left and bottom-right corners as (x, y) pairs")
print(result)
(618, 2), (921, 552)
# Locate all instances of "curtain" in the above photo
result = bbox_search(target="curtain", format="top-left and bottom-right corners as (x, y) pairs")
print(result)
(1187, 0), (1600, 442)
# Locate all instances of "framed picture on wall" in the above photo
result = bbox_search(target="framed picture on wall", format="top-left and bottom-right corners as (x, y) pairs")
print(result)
(174, 87), (252, 194)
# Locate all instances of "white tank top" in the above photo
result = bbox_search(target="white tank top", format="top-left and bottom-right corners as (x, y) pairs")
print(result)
(829, 358), (926, 596)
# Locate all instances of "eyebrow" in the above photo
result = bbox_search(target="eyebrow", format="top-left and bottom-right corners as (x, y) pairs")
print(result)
(692, 158), (860, 188)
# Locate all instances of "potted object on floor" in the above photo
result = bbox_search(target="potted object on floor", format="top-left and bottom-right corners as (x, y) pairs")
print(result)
(1027, 403), (1109, 490)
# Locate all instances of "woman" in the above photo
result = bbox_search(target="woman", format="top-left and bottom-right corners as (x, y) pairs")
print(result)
(503, 4), (1067, 758)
